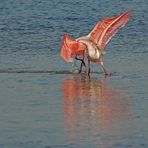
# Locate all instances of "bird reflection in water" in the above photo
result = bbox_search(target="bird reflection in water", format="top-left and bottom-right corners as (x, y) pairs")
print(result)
(61, 76), (132, 147)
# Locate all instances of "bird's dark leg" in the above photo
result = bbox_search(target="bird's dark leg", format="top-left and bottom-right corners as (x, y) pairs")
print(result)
(87, 58), (91, 76)
(75, 55), (85, 73)
(99, 57), (111, 76)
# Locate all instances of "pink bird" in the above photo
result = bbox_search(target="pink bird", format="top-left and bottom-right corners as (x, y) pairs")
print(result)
(60, 11), (131, 76)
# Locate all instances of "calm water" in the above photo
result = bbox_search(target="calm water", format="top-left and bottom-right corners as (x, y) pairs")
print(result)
(0, 0), (148, 147)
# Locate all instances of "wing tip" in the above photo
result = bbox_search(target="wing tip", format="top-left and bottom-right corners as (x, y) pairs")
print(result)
(123, 9), (132, 19)
(60, 34), (74, 62)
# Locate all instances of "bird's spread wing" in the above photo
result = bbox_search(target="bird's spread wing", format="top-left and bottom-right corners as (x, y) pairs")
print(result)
(60, 34), (87, 62)
(88, 11), (131, 51)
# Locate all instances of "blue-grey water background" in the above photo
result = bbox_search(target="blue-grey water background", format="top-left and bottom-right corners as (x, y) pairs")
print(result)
(0, 0), (148, 147)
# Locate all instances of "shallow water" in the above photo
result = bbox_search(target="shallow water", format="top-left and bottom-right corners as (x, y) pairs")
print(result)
(0, 0), (148, 147)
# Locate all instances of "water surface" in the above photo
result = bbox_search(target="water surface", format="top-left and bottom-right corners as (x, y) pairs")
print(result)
(0, 0), (148, 147)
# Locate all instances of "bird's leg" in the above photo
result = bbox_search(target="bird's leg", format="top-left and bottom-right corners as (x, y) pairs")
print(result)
(75, 55), (85, 73)
(79, 56), (85, 73)
(99, 58), (111, 76)
(86, 58), (91, 76)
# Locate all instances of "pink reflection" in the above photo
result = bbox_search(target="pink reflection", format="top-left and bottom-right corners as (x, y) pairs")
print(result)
(61, 76), (132, 146)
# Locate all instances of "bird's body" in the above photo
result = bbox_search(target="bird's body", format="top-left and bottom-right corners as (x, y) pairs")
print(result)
(60, 11), (131, 76)
(77, 38), (102, 62)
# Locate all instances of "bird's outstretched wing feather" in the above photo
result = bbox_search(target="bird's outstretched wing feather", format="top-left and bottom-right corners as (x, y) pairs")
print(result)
(88, 11), (131, 50)
(60, 34), (87, 62)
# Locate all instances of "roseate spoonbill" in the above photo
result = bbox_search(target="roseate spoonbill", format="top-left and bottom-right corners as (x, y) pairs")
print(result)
(60, 11), (131, 76)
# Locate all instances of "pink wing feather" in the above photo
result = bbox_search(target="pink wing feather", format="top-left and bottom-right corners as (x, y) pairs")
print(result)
(60, 34), (87, 62)
(89, 11), (131, 51)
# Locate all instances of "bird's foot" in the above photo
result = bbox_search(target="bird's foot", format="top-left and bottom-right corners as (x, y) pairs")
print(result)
(104, 73), (112, 77)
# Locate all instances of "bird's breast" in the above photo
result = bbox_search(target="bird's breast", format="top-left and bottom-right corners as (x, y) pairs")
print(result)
(88, 48), (101, 62)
